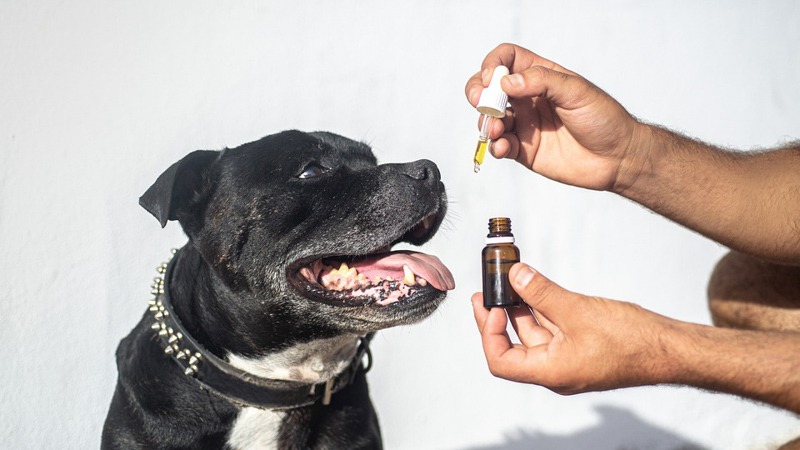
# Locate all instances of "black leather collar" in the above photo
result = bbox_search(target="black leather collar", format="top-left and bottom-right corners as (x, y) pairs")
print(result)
(146, 250), (374, 410)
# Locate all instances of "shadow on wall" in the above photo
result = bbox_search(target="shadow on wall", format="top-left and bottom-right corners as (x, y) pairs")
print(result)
(461, 405), (708, 450)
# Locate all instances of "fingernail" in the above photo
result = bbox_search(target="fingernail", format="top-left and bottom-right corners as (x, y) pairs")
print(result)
(514, 264), (536, 288)
(481, 68), (490, 84)
(505, 73), (524, 88)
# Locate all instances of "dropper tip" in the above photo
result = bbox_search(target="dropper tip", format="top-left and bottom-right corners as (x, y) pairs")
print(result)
(473, 163), (481, 173)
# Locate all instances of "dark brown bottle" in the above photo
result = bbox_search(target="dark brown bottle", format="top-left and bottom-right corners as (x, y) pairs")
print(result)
(482, 217), (522, 308)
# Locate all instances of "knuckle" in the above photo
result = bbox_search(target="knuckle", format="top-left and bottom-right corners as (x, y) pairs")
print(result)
(497, 42), (515, 52)
(526, 65), (548, 82)
(486, 359), (507, 378)
(487, 363), (503, 378)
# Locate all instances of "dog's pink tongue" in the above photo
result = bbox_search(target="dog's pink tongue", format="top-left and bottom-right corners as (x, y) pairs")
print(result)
(351, 251), (455, 291)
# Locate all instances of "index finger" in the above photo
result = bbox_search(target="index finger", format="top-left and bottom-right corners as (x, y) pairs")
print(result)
(471, 294), (515, 357)
(481, 43), (575, 77)
(465, 70), (484, 106)
(481, 307), (533, 369)
(467, 43), (575, 108)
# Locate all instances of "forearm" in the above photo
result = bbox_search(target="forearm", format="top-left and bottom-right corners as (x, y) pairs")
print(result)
(617, 123), (800, 264)
(660, 320), (800, 413)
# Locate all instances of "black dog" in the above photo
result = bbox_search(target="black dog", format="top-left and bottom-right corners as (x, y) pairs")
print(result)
(102, 130), (454, 449)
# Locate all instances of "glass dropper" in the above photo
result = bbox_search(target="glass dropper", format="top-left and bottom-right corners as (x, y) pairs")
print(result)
(472, 65), (509, 173)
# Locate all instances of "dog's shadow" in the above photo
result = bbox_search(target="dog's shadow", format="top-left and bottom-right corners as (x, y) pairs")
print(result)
(460, 405), (708, 450)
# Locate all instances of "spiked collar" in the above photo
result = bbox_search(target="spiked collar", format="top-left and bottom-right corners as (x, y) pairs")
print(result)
(147, 249), (373, 410)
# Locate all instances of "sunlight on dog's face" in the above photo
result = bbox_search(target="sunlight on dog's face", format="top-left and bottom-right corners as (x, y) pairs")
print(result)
(179, 131), (454, 333)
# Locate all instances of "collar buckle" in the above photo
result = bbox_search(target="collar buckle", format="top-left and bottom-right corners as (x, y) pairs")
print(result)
(321, 378), (334, 406)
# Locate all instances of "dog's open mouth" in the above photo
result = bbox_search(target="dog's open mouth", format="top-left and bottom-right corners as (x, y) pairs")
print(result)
(289, 212), (455, 307)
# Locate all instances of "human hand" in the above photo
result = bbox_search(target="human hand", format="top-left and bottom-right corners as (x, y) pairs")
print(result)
(465, 43), (647, 193)
(471, 262), (674, 394)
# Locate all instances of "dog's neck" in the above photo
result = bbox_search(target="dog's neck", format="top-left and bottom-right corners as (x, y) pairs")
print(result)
(169, 247), (348, 358)
(161, 247), (367, 404)
(197, 262), (362, 384)
(226, 334), (360, 384)
(173, 251), (360, 383)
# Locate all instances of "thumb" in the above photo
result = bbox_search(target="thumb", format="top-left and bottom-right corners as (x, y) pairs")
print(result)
(501, 65), (592, 110)
(510, 263), (573, 317)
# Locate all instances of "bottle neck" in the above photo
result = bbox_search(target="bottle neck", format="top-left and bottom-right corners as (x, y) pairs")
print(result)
(485, 236), (515, 245)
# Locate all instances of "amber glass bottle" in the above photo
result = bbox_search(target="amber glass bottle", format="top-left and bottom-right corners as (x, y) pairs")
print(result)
(482, 217), (522, 307)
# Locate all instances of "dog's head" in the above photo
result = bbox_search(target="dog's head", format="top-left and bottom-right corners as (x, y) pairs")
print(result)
(140, 130), (454, 343)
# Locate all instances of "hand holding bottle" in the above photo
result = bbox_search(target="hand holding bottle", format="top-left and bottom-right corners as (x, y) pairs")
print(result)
(472, 263), (677, 393)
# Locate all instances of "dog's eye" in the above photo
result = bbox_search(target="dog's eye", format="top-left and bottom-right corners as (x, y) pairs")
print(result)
(297, 163), (328, 179)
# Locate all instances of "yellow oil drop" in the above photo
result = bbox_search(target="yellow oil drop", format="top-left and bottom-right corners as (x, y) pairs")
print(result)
(473, 140), (489, 173)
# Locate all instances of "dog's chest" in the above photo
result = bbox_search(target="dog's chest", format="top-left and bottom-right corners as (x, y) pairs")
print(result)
(227, 407), (285, 450)
(225, 335), (360, 449)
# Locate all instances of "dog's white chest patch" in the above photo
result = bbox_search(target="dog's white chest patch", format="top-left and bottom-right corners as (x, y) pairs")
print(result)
(227, 407), (284, 450)
(224, 335), (361, 449)
(226, 334), (360, 383)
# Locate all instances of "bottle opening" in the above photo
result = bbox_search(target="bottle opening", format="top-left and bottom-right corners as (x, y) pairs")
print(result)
(488, 217), (512, 234)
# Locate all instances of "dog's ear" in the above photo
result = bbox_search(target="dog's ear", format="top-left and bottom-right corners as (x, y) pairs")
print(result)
(139, 150), (219, 228)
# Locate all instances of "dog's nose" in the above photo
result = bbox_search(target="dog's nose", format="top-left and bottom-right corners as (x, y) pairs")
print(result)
(402, 159), (440, 184)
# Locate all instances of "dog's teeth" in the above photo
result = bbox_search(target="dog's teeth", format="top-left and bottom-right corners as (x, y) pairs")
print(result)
(402, 265), (416, 286)
(418, 277), (428, 287)
(335, 278), (346, 291)
(344, 268), (358, 279)
(373, 276), (383, 284)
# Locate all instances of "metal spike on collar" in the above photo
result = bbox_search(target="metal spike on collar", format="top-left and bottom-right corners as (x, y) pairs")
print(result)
(147, 249), (203, 379)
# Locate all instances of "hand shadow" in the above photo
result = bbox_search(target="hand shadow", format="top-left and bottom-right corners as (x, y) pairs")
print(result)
(461, 404), (708, 450)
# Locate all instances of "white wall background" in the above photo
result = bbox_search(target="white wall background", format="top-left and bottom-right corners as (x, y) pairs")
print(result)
(2, 1), (799, 448)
